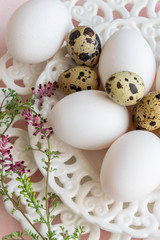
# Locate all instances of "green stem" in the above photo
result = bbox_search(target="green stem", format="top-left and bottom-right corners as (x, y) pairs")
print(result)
(45, 137), (51, 230)
(28, 147), (45, 155)
(0, 97), (34, 119)
(2, 116), (14, 136)
(1, 176), (45, 240)
(21, 176), (48, 227)
(0, 93), (10, 112)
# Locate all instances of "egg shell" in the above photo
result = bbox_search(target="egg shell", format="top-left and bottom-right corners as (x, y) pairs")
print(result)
(133, 91), (160, 131)
(100, 130), (160, 202)
(6, 0), (70, 63)
(98, 29), (156, 94)
(132, 104), (159, 134)
(48, 90), (129, 150)
(66, 26), (101, 67)
(132, 105), (144, 130)
(105, 71), (145, 106)
(58, 66), (99, 94)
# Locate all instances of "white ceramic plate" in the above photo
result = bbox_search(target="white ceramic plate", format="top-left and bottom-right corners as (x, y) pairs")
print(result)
(1, 0), (160, 239)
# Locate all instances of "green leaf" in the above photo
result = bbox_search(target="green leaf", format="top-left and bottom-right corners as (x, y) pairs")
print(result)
(11, 192), (15, 197)
(11, 208), (16, 215)
(26, 145), (32, 151)
(33, 219), (40, 223)
(41, 158), (46, 163)
(50, 214), (55, 221)
(4, 197), (9, 202)
(45, 149), (51, 156)
(43, 166), (48, 171)
(25, 229), (39, 240)
(35, 143), (42, 150)
(2, 231), (24, 239)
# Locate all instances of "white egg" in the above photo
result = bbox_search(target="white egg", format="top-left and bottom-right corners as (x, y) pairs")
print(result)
(100, 130), (160, 202)
(5, 0), (69, 63)
(48, 90), (129, 150)
(98, 29), (156, 94)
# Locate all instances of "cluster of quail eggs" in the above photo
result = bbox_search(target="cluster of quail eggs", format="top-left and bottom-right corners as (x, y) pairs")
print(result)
(58, 26), (160, 132)
(58, 26), (101, 94)
(53, 27), (160, 202)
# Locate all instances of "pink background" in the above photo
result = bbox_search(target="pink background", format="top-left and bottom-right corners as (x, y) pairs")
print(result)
(0, 0), (156, 239)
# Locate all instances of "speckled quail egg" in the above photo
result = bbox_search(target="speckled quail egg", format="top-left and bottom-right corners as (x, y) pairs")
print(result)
(132, 104), (145, 130)
(105, 71), (145, 106)
(132, 103), (159, 133)
(133, 91), (160, 131)
(66, 26), (101, 67)
(58, 66), (99, 94)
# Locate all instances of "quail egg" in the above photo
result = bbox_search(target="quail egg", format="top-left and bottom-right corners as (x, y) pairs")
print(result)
(133, 91), (160, 131)
(132, 105), (145, 130)
(58, 66), (99, 94)
(66, 26), (101, 67)
(105, 71), (145, 106)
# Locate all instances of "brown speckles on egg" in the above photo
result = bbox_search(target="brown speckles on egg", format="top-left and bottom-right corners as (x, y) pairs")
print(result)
(70, 84), (82, 91)
(150, 121), (156, 126)
(117, 81), (123, 89)
(79, 52), (91, 63)
(83, 27), (94, 37)
(64, 72), (71, 78)
(58, 66), (99, 94)
(66, 26), (101, 67)
(108, 76), (115, 81)
(132, 91), (160, 131)
(69, 30), (81, 46)
(129, 83), (138, 94)
(129, 96), (133, 100)
(86, 38), (93, 43)
(155, 93), (160, 99)
(105, 82), (111, 94)
(104, 71), (145, 106)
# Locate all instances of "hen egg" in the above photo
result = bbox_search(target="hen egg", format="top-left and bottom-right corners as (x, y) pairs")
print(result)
(98, 29), (156, 94)
(100, 130), (160, 202)
(48, 90), (129, 150)
(5, 0), (70, 63)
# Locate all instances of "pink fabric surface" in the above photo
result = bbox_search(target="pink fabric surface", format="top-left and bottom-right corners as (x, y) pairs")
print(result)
(0, 0), (156, 239)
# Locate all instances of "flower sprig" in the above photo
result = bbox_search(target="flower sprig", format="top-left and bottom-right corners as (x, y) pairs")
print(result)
(0, 83), (84, 240)
(32, 81), (58, 106)
(0, 134), (30, 175)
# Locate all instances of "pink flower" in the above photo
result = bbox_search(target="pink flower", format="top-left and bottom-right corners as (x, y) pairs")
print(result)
(32, 81), (58, 106)
(4, 161), (30, 175)
(0, 135), (30, 175)
(0, 135), (13, 163)
(21, 109), (53, 139)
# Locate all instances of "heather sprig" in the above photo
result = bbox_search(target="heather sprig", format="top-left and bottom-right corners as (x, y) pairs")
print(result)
(21, 109), (53, 139)
(32, 81), (58, 106)
(0, 134), (30, 175)
(0, 81), (58, 131)
(0, 84), (84, 240)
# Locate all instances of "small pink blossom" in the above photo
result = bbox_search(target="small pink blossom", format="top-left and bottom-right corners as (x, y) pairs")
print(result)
(0, 135), (29, 175)
(0, 135), (13, 164)
(32, 81), (58, 106)
(21, 109), (53, 139)
(4, 161), (30, 175)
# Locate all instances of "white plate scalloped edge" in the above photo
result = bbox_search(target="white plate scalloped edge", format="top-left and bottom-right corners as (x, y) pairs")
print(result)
(2, 0), (160, 239)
